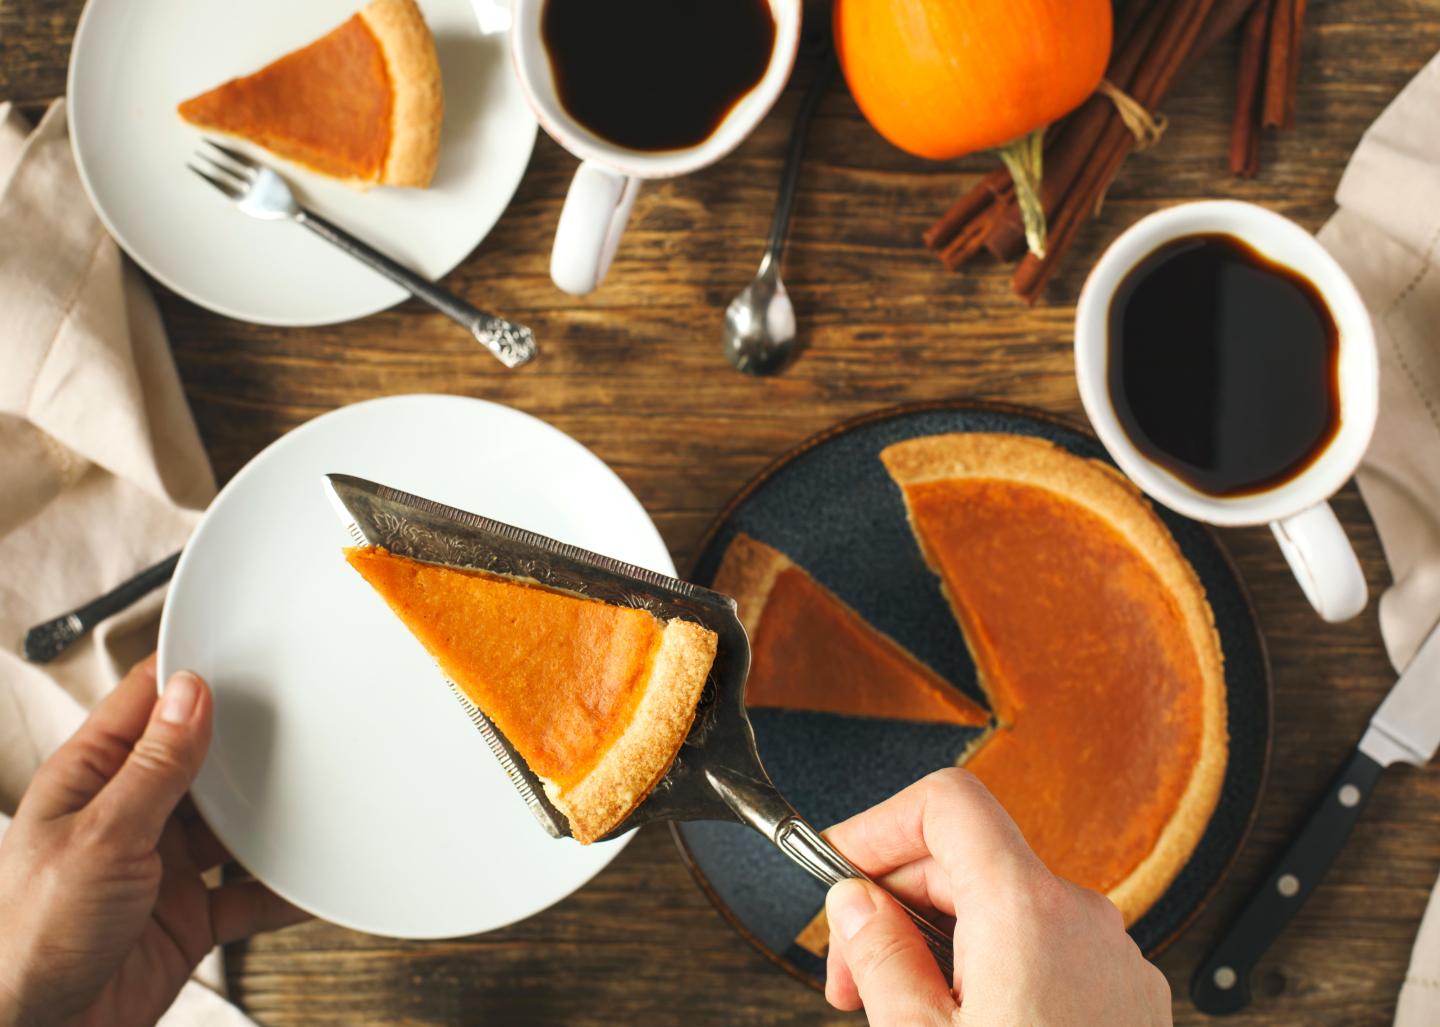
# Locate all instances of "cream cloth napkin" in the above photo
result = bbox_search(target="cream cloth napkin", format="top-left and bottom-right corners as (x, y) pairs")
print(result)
(0, 100), (254, 1026)
(1310, 51), (1440, 1026)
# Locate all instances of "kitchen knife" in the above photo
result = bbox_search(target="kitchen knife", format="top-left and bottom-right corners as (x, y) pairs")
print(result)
(1192, 617), (1440, 1014)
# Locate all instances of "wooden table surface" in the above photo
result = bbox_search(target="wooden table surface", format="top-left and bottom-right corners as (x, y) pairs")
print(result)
(7, 1), (1440, 1023)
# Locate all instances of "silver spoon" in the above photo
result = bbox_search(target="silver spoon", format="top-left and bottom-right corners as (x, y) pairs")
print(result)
(724, 50), (835, 375)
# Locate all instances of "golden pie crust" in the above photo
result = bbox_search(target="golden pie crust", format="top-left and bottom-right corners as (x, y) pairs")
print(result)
(880, 433), (1227, 924)
(178, 0), (442, 188)
(344, 546), (717, 843)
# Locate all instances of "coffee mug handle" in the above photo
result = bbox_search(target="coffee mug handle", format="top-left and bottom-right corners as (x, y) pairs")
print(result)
(550, 161), (641, 296)
(1270, 502), (1367, 622)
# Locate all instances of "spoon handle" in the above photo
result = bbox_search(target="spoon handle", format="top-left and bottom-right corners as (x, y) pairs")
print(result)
(761, 47), (836, 276)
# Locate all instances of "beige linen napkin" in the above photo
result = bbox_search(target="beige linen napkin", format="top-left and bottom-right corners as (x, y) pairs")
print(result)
(0, 100), (253, 1026)
(1309, 51), (1440, 1026)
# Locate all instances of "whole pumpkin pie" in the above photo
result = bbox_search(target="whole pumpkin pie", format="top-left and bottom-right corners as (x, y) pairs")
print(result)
(722, 433), (1227, 929)
(712, 534), (988, 728)
(881, 433), (1227, 924)
(178, 0), (443, 188)
(344, 546), (717, 843)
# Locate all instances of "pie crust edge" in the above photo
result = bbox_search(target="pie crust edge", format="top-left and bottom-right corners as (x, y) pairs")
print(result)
(881, 432), (1229, 925)
(360, 0), (443, 187)
(547, 618), (718, 844)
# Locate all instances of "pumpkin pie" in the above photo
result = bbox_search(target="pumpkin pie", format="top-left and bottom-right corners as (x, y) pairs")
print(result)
(178, 0), (443, 188)
(880, 433), (1227, 923)
(712, 534), (988, 728)
(344, 546), (718, 843)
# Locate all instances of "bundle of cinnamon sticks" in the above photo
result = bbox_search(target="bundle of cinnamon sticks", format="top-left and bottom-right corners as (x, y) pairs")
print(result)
(1230, 0), (1307, 176)
(924, 0), (1293, 304)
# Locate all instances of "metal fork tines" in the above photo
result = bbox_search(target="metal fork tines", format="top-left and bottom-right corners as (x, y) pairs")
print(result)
(188, 139), (536, 369)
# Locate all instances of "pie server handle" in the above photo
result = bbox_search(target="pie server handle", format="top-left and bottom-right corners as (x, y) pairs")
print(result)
(706, 767), (955, 982)
(1190, 746), (1386, 1014)
(773, 814), (956, 978)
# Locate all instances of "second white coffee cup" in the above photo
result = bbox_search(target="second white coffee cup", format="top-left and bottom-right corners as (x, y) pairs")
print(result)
(510, 0), (803, 296)
(1075, 200), (1378, 623)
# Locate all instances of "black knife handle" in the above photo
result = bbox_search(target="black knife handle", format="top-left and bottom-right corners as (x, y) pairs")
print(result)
(1191, 746), (1386, 1015)
(22, 551), (181, 663)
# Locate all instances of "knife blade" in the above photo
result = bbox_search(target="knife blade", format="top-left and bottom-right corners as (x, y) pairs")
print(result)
(1192, 617), (1440, 1015)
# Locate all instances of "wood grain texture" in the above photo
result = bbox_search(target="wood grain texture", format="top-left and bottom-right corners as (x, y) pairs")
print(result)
(6, 0), (1440, 1022)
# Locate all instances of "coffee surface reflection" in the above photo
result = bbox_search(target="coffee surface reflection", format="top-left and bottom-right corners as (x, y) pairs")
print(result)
(1107, 232), (1341, 497)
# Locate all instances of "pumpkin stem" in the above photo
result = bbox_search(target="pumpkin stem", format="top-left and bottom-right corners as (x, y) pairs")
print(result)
(997, 129), (1047, 258)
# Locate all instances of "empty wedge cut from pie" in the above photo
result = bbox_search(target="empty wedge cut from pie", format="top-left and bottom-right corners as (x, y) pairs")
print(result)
(712, 534), (988, 727)
(178, 0), (443, 188)
(345, 546), (718, 843)
(881, 433), (1228, 924)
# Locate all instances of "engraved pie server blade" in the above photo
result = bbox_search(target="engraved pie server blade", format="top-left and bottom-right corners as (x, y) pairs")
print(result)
(324, 473), (954, 976)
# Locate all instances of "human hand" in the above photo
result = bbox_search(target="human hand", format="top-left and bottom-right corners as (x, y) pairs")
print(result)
(0, 656), (308, 1027)
(824, 768), (1172, 1026)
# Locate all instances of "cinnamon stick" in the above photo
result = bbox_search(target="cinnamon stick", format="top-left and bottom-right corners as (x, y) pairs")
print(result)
(1229, 0), (1270, 176)
(940, 204), (1007, 271)
(923, 167), (1008, 250)
(1260, 0), (1293, 128)
(1283, 0), (1308, 129)
(1183, 0), (1263, 76)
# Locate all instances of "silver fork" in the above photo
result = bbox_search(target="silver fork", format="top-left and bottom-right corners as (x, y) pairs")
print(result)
(189, 140), (536, 369)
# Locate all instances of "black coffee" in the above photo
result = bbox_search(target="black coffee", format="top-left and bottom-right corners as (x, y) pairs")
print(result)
(541, 0), (776, 152)
(1107, 232), (1340, 497)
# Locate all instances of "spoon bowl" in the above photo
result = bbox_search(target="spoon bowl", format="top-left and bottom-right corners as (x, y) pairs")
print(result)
(724, 262), (797, 376)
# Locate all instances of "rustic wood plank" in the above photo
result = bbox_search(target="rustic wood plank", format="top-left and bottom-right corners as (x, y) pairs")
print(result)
(6, 0), (1440, 1022)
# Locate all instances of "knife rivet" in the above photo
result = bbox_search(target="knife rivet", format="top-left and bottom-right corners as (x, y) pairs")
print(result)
(1277, 873), (1300, 897)
(1338, 784), (1361, 808)
(1213, 966), (1237, 990)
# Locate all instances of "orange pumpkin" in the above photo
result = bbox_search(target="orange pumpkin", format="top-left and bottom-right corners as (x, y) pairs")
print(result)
(834, 0), (1112, 254)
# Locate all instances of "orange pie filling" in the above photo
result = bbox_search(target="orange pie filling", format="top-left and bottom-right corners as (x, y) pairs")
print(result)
(345, 546), (716, 842)
(746, 563), (988, 728)
(179, 15), (395, 183)
(904, 478), (1206, 895)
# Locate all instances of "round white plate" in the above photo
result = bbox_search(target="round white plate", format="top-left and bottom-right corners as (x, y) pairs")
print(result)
(158, 395), (670, 938)
(68, 0), (536, 326)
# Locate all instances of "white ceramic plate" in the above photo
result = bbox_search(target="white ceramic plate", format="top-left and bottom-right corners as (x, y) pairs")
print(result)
(68, 0), (536, 326)
(158, 395), (671, 938)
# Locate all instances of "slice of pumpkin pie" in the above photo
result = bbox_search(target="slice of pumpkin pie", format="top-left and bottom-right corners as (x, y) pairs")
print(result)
(345, 546), (717, 843)
(712, 534), (988, 728)
(178, 0), (443, 188)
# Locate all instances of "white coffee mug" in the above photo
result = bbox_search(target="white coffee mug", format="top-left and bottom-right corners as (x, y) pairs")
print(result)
(510, 0), (802, 295)
(1075, 200), (1378, 623)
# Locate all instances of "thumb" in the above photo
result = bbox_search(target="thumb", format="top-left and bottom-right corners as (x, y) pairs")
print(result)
(89, 671), (213, 852)
(826, 879), (957, 1025)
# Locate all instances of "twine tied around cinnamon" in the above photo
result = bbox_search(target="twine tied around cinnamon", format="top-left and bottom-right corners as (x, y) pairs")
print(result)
(1090, 79), (1169, 215)
(1097, 78), (1169, 151)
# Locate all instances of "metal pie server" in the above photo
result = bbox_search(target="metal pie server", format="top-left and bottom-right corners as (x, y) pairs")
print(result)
(1193, 617), (1440, 1014)
(325, 473), (954, 977)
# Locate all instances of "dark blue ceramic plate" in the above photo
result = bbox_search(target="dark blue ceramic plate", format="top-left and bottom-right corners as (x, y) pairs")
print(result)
(673, 401), (1271, 990)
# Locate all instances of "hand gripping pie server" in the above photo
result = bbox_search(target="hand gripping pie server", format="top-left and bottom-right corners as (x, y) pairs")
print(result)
(326, 473), (954, 975)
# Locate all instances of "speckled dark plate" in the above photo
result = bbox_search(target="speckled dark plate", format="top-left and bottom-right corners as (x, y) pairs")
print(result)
(672, 400), (1271, 991)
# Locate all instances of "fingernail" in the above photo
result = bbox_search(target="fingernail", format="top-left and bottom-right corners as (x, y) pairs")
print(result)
(828, 880), (876, 941)
(159, 672), (200, 724)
